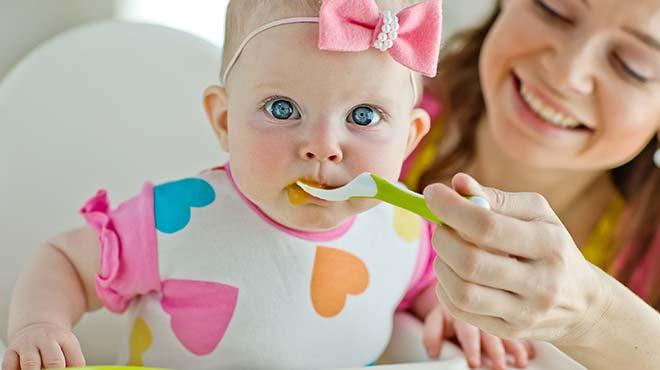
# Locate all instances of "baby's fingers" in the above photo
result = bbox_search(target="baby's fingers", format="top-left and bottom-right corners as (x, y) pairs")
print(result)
(454, 320), (481, 368)
(524, 341), (536, 359)
(481, 332), (507, 370)
(1, 349), (20, 370)
(16, 344), (41, 370)
(37, 339), (66, 369)
(502, 339), (529, 368)
(60, 334), (85, 367)
(423, 307), (445, 359)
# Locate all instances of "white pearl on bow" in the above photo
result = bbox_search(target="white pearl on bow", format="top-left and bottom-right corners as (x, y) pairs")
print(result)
(373, 10), (399, 52)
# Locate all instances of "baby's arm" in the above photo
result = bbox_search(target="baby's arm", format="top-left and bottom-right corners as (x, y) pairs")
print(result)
(3, 227), (101, 370)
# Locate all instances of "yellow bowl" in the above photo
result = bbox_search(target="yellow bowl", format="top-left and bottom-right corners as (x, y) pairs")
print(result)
(67, 367), (171, 370)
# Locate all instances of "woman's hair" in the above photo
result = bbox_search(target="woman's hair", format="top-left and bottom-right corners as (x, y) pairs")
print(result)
(420, 3), (660, 309)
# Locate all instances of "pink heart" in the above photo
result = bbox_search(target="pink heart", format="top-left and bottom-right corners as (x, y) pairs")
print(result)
(160, 279), (239, 355)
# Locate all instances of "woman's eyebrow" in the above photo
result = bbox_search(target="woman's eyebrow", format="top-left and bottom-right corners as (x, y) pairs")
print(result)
(623, 26), (660, 53)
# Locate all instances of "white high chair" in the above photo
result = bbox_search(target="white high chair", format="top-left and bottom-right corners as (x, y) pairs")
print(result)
(0, 20), (224, 364)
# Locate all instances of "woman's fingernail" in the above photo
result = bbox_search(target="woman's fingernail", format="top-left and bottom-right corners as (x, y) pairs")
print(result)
(469, 196), (491, 210)
(466, 175), (484, 196)
(423, 185), (438, 199)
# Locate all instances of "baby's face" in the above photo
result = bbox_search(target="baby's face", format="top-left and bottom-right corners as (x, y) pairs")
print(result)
(212, 24), (429, 231)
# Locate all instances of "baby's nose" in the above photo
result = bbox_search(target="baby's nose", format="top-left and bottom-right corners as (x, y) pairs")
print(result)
(299, 130), (343, 163)
(301, 147), (343, 163)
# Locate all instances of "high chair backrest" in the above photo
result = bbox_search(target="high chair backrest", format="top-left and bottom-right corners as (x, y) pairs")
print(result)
(0, 21), (225, 364)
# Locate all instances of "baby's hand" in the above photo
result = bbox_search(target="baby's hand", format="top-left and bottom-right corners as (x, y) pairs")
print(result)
(423, 304), (534, 369)
(2, 323), (85, 370)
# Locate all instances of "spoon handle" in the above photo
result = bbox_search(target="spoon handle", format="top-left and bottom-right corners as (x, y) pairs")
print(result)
(370, 174), (490, 224)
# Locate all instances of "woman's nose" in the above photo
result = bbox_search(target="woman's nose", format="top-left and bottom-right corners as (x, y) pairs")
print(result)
(541, 35), (597, 96)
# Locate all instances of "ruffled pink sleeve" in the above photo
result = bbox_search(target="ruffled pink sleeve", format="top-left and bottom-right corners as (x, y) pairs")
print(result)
(397, 221), (437, 311)
(80, 183), (161, 313)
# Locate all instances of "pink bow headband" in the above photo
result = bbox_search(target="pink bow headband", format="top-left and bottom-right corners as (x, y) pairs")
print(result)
(222, 0), (443, 102)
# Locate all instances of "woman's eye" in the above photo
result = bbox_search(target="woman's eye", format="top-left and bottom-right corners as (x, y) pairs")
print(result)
(265, 99), (301, 120)
(614, 55), (650, 83)
(347, 106), (382, 126)
(534, 0), (572, 24)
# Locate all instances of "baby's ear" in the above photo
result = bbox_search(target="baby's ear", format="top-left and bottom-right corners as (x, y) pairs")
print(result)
(405, 108), (431, 156)
(204, 85), (230, 152)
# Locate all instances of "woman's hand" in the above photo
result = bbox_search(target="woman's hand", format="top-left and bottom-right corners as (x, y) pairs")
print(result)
(423, 173), (613, 346)
(423, 298), (535, 369)
(2, 322), (85, 370)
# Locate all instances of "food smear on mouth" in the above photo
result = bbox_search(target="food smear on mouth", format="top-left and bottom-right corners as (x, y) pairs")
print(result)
(286, 180), (336, 205)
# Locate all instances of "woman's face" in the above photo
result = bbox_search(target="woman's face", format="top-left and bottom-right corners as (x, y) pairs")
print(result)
(480, 0), (660, 170)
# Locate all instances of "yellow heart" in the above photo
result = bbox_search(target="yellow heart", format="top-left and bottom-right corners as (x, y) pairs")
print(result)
(311, 246), (369, 317)
(393, 207), (422, 242)
(128, 317), (153, 366)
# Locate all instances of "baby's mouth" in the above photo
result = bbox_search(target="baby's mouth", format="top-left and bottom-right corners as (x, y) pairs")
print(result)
(285, 179), (339, 205)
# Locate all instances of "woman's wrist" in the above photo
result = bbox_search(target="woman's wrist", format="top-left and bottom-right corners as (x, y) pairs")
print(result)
(553, 271), (660, 370)
(552, 267), (660, 369)
(551, 264), (614, 349)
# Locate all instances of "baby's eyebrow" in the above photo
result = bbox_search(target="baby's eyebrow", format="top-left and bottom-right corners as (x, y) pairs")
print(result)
(249, 81), (405, 110)
(252, 82), (287, 91)
(350, 92), (400, 108)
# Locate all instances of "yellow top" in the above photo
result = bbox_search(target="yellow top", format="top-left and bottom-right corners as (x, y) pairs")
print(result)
(402, 118), (624, 271)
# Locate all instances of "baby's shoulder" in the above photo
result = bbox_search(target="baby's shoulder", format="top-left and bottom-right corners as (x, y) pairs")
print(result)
(151, 165), (232, 196)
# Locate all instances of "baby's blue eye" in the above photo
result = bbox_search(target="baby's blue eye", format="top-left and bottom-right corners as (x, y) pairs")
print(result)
(348, 106), (381, 126)
(265, 99), (300, 120)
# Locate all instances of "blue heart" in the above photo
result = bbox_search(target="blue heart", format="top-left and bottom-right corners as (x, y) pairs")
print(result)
(154, 178), (216, 234)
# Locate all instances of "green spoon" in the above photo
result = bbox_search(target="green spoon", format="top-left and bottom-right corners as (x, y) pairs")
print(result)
(297, 172), (490, 224)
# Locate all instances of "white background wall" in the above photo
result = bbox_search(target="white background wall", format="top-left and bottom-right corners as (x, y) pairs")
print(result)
(116, 0), (230, 46)
(0, 0), (115, 80)
(443, 0), (496, 39)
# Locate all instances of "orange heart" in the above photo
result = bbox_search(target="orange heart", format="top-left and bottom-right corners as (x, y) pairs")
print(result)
(311, 246), (370, 317)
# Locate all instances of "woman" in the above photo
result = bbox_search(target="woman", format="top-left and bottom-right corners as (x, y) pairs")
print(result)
(409, 0), (660, 369)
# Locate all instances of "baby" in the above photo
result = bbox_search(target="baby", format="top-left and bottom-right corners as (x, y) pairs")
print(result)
(3, 0), (444, 369)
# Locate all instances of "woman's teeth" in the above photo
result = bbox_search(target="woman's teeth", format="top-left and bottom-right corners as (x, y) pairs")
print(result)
(520, 83), (582, 129)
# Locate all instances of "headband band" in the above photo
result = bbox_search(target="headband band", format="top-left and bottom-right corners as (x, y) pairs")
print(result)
(222, 0), (443, 104)
(221, 17), (420, 102)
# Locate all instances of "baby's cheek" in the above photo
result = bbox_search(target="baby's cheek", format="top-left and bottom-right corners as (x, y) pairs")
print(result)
(250, 139), (290, 170)
(231, 135), (292, 189)
(353, 139), (408, 181)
